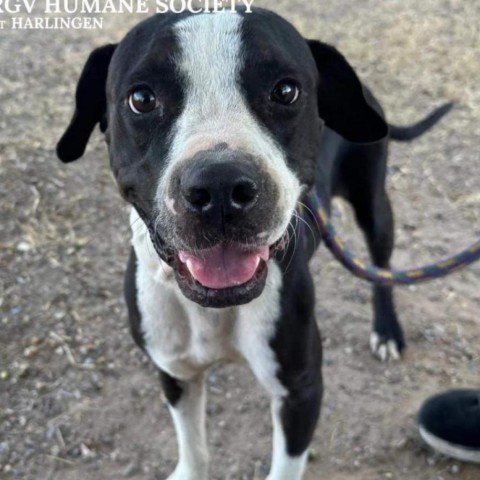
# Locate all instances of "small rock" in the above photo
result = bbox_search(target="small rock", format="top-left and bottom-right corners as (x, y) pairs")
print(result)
(391, 436), (408, 449)
(89, 374), (103, 391)
(35, 381), (48, 393)
(16, 241), (32, 252)
(450, 464), (460, 474)
(30, 336), (43, 346)
(208, 385), (223, 395)
(235, 403), (247, 413)
(207, 403), (223, 416)
(423, 324), (445, 342)
(50, 445), (60, 456)
(80, 443), (97, 460)
(123, 463), (141, 477)
(23, 346), (39, 358)
(17, 363), (30, 378)
(46, 426), (56, 440)
(307, 448), (318, 462)
(0, 442), (10, 462)
(211, 437), (222, 447)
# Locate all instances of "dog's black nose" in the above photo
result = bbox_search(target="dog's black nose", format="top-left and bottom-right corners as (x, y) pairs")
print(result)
(181, 161), (259, 218)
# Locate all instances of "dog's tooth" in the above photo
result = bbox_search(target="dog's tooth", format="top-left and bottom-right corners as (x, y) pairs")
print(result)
(186, 259), (195, 276)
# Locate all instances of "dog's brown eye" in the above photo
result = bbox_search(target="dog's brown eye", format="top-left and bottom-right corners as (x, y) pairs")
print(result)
(128, 88), (157, 114)
(270, 80), (301, 105)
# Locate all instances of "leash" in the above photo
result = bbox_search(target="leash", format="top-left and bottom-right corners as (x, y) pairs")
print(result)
(301, 190), (480, 286)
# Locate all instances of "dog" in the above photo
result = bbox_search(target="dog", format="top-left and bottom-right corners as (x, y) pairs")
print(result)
(56, 7), (451, 479)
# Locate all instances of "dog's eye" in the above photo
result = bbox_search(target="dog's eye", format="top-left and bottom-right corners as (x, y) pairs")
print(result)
(128, 88), (157, 114)
(270, 80), (301, 105)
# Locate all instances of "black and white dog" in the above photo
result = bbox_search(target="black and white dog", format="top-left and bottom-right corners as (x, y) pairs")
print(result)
(57, 7), (450, 479)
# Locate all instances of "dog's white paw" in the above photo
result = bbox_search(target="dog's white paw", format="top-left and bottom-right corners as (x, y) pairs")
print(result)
(370, 332), (401, 362)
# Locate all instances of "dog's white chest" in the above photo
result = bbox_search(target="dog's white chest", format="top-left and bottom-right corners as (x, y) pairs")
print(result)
(137, 267), (241, 379)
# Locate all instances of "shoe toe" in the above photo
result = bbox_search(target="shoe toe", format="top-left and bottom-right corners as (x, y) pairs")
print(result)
(418, 389), (480, 462)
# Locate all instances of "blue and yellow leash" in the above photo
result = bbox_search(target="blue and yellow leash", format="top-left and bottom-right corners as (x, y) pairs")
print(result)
(302, 190), (480, 286)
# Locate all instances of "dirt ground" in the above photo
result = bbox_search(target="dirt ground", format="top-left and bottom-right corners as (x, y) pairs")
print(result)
(1, 0), (479, 479)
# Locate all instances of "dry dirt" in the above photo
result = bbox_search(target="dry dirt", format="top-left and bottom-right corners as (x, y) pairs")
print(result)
(1, 1), (479, 479)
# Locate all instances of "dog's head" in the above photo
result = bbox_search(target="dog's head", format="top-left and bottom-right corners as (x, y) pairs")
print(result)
(57, 8), (387, 308)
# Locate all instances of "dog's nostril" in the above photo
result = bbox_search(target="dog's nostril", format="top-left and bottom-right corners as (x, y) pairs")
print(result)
(232, 181), (258, 207)
(186, 187), (211, 209)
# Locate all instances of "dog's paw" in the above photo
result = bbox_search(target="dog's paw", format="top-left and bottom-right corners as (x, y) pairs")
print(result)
(370, 332), (402, 362)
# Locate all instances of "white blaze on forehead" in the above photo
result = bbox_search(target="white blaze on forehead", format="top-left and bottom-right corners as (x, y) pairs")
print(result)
(159, 11), (302, 245)
(175, 12), (242, 119)
(171, 11), (295, 168)
(172, 12), (245, 152)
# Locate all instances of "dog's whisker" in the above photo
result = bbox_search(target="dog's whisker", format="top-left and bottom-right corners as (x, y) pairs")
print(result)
(297, 201), (323, 238)
(293, 210), (318, 252)
(276, 221), (293, 263)
(281, 224), (295, 263)
(282, 219), (299, 274)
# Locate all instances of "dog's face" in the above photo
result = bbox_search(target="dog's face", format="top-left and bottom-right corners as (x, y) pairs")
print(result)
(57, 8), (386, 308)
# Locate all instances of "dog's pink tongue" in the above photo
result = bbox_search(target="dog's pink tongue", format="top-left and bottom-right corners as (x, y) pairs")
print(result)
(179, 244), (269, 289)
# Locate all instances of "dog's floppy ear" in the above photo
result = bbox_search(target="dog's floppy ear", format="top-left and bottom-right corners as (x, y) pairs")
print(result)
(307, 40), (388, 143)
(57, 44), (117, 162)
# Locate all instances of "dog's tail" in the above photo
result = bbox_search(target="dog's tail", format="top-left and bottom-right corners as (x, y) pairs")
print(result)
(389, 102), (454, 142)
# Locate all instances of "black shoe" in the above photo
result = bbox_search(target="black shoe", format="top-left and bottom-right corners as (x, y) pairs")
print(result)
(418, 389), (480, 463)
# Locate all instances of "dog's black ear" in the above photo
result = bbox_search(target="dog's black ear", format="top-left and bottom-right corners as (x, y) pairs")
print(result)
(57, 44), (117, 162)
(307, 40), (388, 143)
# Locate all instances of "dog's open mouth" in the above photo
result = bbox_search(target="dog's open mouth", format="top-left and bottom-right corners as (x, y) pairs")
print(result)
(178, 243), (269, 289)
(170, 235), (288, 308)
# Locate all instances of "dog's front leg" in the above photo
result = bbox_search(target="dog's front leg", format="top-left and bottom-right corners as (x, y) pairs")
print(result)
(238, 319), (322, 478)
(160, 371), (209, 480)
(266, 397), (309, 480)
(265, 367), (322, 480)
(236, 262), (322, 480)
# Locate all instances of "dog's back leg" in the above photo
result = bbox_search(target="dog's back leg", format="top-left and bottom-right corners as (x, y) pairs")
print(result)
(341, 142), (405, 361)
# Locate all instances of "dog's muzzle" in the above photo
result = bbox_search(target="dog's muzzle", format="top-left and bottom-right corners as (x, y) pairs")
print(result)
(154, 147), (287, 308)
